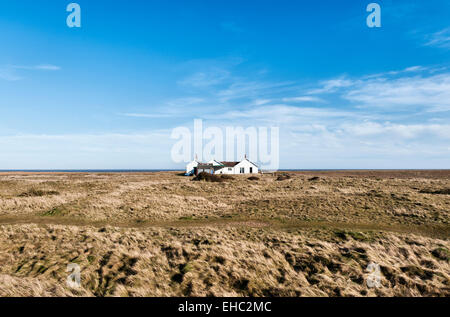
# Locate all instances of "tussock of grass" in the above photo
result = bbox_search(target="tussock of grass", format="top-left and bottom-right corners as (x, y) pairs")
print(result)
(431, 248), (449, 261)
(42, 207), (69, 217)
(181, 263), (194, 274)
(419, 188), (450, 195)
(18, 188), (60, 197)
(276, 174), (291, 181)
(192, 172), (224, 183)
(334, 230), (374, 242)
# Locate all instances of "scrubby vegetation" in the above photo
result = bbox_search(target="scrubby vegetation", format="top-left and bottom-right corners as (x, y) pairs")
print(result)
(18, 188), (60, 197)
(0, 170), (448, 297)
(0, 224), (448, 297)
(192, 172), (224, 183)
(419, 188), (450, 195)
(276, 174), (291, 181)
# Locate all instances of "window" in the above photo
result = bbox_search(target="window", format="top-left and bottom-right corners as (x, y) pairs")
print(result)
(228, 168), (232, 171)
(240, 167), (245, 174)
(250, 167), (253, 174)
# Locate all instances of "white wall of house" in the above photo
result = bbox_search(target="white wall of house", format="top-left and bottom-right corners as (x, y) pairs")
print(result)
(186, 160), (198, 174)
(235, 159), (259, 174)
(215, 166), (236, 175)
(215, 159), (259, 175)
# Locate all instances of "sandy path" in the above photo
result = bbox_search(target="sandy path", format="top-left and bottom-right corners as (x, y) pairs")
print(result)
(0, 214), (448, 239)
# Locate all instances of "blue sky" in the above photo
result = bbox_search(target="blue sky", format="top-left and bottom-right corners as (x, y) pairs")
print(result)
(0, 0), (449, 169)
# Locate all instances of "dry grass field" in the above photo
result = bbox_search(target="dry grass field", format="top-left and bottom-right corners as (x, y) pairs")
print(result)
(0, 171), (448, 297)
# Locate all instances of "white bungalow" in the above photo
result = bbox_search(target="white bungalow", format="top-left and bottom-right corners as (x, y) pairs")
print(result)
(185, 157), (259, 175)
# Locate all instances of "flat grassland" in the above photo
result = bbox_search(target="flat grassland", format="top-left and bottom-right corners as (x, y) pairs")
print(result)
(0, 171), (448, 296)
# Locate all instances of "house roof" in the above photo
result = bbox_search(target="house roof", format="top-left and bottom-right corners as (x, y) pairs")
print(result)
(223, 159), (259, 168)
(244, 159), (259, 168)
(197, 163), (213, 168)
(220, 161), (240, 167)
(191, 159), (259, 169)
(197, 164), (224, 170)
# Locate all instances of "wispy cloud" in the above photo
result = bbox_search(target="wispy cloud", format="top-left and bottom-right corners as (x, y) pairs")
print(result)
(307, 78), (354, 94)
(178, 68), (230, 88)
(217, 80), (294, 98)
(344, 73), (450, 112)
(119, 61), (450, 168)
(120, 98), (207, 119)
(0, 64), (61, 81)
(340, 121), (450, 140)
(250, 99), (272, 106)
(210, 105), (358, 122)
(34, 64), (61, 71)
(0, 68), (22, 81)
(424, 28), (450, 49)
(282, 96), (324, 103)
(364, 65), (429, 79)
(302, 66), (450, 113)
(11, 64), (61, 71)
(122, 113), (173, 118)
(166, 97), (205, 107)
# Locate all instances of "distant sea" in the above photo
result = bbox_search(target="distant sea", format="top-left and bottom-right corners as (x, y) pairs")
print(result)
(0, 169), (367, 173)
(0, 169), (442, 173)
(0, 170), (181, 173)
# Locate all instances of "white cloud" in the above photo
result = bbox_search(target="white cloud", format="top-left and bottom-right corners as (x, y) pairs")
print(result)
(120, 98), (207, 119)
(344, 73), (450, 111)
(404, 66), (425, 72)
(12, 64), (61, 71)
(301, 66), (450, 112)
(307, 78), (355, 94)
(0, 64), (61, 81)
(211, 105), (358, 123)
(178, 68), (231, 88)
(340, 122), (450, 139)
(216, 80), (295, 103)
(251, 99), (272, 106)
(166, 97), (205, 107)
(0, 68), (22, 81)
(122, 113), (173, 118)
(282, 96), (324, 103)
(425, 28), (450, 49)
(34, 64), (61, 71)
(364, 65), (429, 78)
